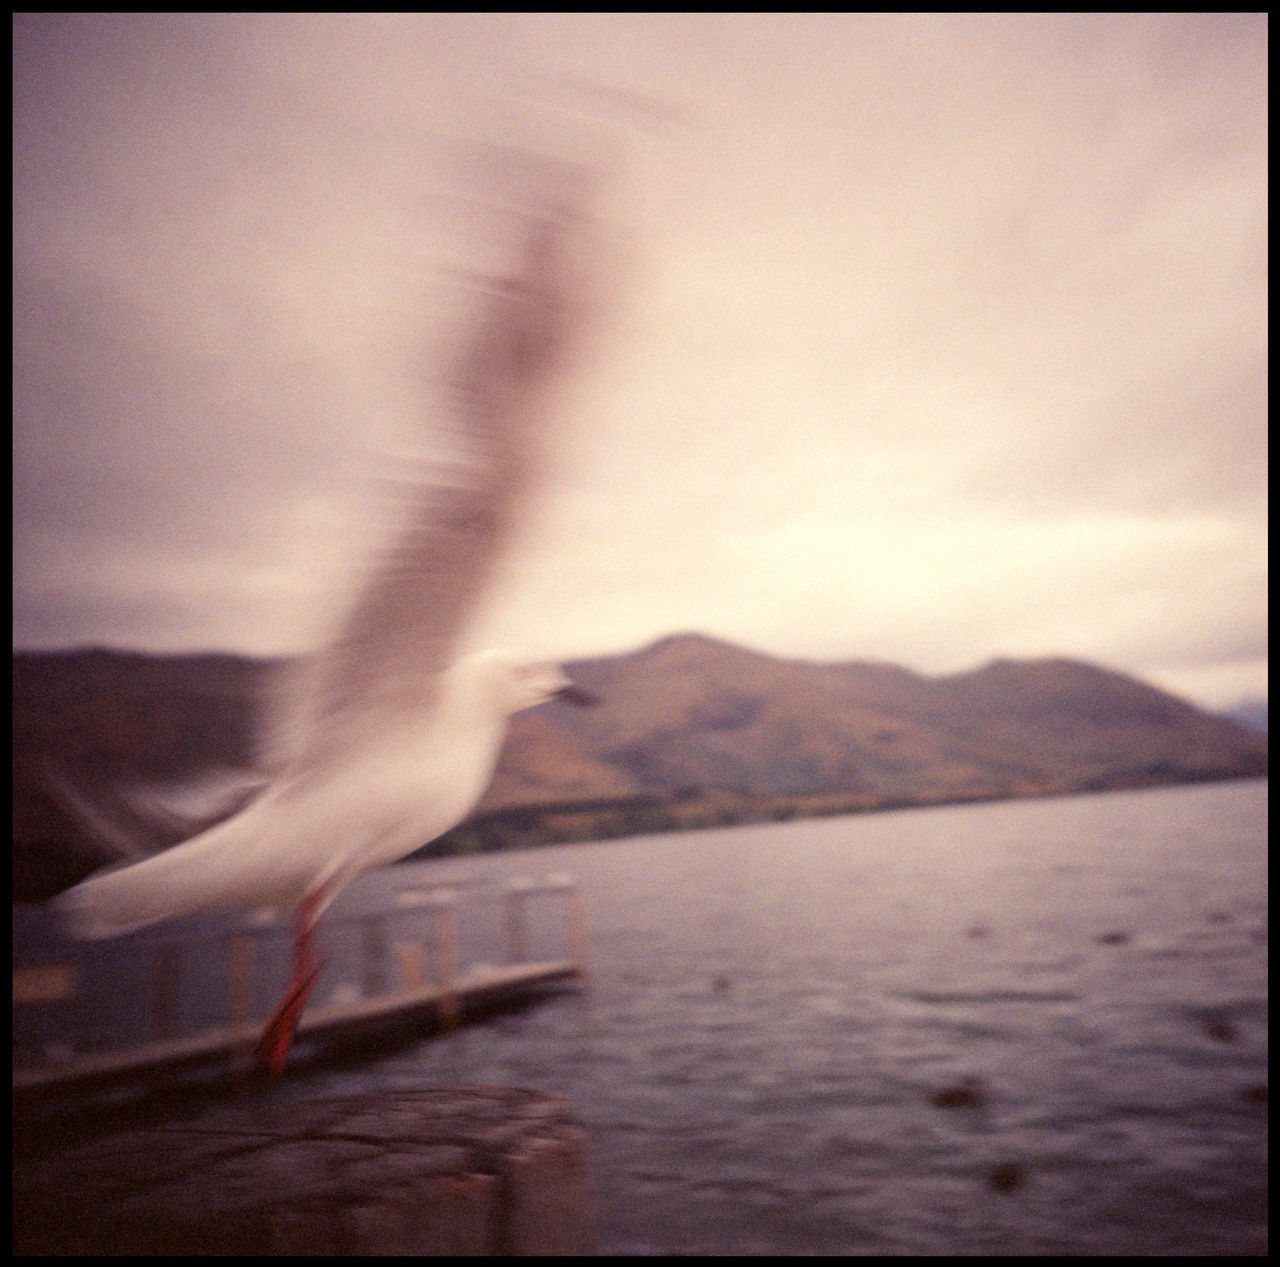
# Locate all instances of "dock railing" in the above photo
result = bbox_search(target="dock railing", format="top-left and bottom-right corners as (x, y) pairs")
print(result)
(13, 872), (588, 1094)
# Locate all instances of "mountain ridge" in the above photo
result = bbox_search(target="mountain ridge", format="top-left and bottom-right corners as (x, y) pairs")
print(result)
(12, 635), (1266, 900)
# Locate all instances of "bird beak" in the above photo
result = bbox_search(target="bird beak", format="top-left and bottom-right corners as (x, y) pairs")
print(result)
(554, 682), (598, 707)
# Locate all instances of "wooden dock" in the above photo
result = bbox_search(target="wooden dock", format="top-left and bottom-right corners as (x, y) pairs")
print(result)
(14, 874), (588, 1098)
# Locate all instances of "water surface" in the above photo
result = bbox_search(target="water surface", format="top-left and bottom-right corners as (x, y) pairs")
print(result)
(15, 779), (1268, 1254)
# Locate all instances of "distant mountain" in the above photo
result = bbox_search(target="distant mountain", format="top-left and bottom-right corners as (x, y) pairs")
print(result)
(12, 635), (1267, 900)
(545, 632), (1267, 798)
(1225, 697), (1268, 736)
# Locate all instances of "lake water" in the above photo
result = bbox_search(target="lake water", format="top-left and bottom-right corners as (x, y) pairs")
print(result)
(14, 779), (1269, 1254)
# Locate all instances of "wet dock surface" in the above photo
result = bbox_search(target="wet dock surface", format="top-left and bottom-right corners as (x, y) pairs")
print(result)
(14, 1086), (590, 1255)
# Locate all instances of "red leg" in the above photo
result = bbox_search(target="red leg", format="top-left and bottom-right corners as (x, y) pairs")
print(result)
(255, 887), (326, 1076)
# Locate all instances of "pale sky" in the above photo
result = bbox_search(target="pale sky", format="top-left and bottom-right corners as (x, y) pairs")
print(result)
(13, 14), (1268, 712)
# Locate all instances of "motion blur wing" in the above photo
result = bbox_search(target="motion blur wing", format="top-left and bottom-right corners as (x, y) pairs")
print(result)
(262, 159), (605, 776)
(42, 761), (265, 860)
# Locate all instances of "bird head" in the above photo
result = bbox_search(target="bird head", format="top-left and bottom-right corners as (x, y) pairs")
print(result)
(460, 649), (597, 717)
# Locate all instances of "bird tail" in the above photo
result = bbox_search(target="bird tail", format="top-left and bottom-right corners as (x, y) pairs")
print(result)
(55, 854), (195, 939)
(53, 820), (251, 939)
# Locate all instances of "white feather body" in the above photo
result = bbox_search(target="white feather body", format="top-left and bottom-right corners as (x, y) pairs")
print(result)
(55, 652), (534, 937)
(53, 150), (611, 944)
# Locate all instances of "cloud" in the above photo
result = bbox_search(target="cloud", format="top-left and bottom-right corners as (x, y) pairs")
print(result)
(12, 14), (1267, 714)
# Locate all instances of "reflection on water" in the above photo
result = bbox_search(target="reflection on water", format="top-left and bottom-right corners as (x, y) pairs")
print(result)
(14, 779), (1268, 1254)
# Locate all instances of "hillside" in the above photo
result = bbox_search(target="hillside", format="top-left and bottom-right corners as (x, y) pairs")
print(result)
(551, 633), (1266, 800)
(12, 635), (1267, 899)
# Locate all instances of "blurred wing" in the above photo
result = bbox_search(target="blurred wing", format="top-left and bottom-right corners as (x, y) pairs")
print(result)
(263, 160), (604, 775)
(43, 759), (267, 859)
(41, 762), (152, 862)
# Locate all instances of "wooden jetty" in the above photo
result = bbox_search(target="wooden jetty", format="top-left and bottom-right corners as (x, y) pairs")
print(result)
(13, 874), (588, 1098)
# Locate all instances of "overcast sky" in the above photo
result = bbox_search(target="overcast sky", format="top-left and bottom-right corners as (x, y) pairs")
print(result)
(13, 14), (1268, 711)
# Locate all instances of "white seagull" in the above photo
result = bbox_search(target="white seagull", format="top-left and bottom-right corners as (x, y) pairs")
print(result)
(54, 155), (605, 1074)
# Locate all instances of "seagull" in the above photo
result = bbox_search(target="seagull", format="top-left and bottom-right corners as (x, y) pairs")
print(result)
(54, 153), (606, 1074)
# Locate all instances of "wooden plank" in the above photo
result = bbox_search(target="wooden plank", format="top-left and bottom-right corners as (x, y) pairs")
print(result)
(296, 961), (577, 1038)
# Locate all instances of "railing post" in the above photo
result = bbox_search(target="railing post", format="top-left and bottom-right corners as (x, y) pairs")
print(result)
(151, 944), (180, 1041)
(430, 892), (460, 1029)
(565, 884), (589, 980)
(226, 931), (257, 1072)
(505, 878), (532, 964)
(396, 941), (426, 991)
(360, 915), (387, 998)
